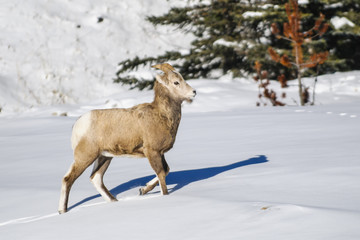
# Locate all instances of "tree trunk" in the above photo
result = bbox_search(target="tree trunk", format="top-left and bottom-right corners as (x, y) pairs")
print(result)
(297, 67), (305, 106)
(294, 41), (305, 106)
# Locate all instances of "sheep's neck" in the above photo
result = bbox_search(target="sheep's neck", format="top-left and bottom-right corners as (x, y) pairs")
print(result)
(153, 85), (182, 135)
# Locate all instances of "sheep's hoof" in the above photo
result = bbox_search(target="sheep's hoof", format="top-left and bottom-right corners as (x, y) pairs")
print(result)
(58, 209), (67, 215)
(139, 188), (145, 196)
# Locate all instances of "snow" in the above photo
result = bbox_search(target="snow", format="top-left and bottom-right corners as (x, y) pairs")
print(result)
(1, 1), (360, 239)
(331, 16), (356, 29)
(1, 102), (360, 239)
(242, 11), (264, 19)
(213, 39), (240, 48)
(213, 38), (257, 51)
(325, 2), (343, 10)
(298, 0), (309, 5)
(0, 0), (192, 114)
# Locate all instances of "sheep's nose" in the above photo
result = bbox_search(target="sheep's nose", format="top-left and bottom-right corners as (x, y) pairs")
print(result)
(193, 90), (197, 96)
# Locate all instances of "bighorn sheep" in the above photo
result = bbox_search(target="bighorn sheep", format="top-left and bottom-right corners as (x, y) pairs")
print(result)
(58, 63), (196, 214)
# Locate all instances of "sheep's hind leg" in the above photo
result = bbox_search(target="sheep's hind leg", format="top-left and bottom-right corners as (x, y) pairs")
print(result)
(139, 177), (159, 195)
(59, 160), (93, 214)
(140, 154), (169, 195)
(90, 156), (117, 202)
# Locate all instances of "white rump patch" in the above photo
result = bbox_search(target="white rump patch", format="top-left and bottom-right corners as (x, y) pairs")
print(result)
(71, 111), (92, 150)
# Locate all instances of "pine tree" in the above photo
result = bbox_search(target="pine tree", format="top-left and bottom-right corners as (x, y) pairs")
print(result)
(306, 0), (360, 72)
(115, 0), (291, 89)
(114, 0), (360, 90)
(271, 0), (360, 77)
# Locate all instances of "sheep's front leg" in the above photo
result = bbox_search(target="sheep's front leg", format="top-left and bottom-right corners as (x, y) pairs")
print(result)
(140, 155), (169, 195)
(143, 151), (169, 195)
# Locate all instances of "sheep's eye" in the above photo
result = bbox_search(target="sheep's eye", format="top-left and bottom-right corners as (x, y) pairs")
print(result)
(174, 81), (180, 85)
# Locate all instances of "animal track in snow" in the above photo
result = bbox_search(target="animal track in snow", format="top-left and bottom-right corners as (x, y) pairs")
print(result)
(294, 109), (357, 119)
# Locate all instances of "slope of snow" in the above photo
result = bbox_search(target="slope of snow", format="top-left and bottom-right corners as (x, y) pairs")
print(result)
(0, 0), (191, 113)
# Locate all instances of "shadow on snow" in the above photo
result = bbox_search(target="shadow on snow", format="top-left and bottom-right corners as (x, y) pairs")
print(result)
(69, 155), (268, 211)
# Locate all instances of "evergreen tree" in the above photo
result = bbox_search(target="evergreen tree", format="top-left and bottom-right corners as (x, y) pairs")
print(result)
(115, 0), (360, 90)
(274, 0), (360, 77)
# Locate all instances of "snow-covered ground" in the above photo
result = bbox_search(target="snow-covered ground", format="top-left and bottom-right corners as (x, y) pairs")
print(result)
(1, 1), (360, 239)
(1, 100), (360, 239)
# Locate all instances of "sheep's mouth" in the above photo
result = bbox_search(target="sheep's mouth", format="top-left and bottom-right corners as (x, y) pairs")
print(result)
(185, 95), (196, 103)
(185, 98), (193, 103)
(183, 90), (196, 103)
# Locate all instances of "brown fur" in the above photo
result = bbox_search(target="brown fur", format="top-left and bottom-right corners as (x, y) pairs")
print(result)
(90, 81), (182, 157)
(58, 63), (195, 214)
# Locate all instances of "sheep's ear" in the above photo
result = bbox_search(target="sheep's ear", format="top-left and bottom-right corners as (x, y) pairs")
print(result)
(152, 63), (175, 73)
(153, 63), (174, 86)
(155, 74), (168, 86)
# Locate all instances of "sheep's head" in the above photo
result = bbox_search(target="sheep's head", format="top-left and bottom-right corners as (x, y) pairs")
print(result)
(152, 63), (196, 103)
